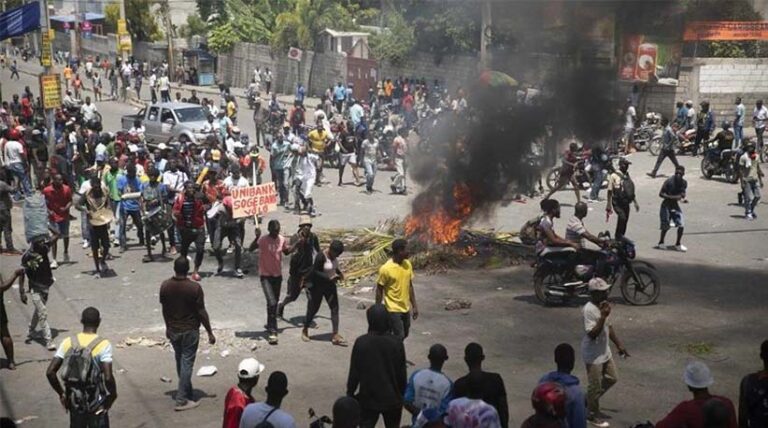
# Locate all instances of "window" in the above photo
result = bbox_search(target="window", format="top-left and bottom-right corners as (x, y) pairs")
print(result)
(147, 107), (159, 121)
(161, 108), (174, 123)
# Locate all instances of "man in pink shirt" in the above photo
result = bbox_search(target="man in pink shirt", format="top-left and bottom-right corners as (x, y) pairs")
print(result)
(255, 219), (298, 345)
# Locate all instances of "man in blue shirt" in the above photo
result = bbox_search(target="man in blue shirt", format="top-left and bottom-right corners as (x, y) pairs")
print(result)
(295, 83), (306, 107)
(404, 344), (453, 426)
(117, 164), (144, 252)
(334, 82), (346, 113)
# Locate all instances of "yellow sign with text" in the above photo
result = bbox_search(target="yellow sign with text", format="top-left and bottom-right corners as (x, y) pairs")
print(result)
(117, 19), (127, 35)
(118, 33), (132, 53)
(41, 31), (52, 67)
(40, 74), (61, 110)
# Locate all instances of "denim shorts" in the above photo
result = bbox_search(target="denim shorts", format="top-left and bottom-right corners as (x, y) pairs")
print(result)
(660, 206), (684, 230)
(50, 219), (70, 238)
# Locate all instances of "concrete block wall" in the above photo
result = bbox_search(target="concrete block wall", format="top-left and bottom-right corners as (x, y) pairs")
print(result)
(378, 53), (480, 92)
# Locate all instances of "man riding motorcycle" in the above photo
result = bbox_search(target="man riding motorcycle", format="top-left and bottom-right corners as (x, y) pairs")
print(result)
(535, 198), (580, 257)
(62, 90), (80, 111)
(566, 201), (609, 273)
(708, 121), (735, 152)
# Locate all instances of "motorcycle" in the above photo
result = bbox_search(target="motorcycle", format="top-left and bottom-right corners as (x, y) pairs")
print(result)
(545, 158), (609, 192)
(649, 128), (697, 156)
(701, 143), (739, 183)
(532, 233), (661, 306)
(247, 92), (260, 110)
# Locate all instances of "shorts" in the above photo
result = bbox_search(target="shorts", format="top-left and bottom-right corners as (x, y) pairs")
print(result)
(660, 206), (684, 230)
(51, 219), (70, 238)
(0, 299), (7, 326)
(339, 152), (357, 166)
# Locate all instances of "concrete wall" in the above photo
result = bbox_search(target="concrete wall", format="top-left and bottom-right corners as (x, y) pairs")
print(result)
(625, 57), (768, 121)
(52, 31), (116, 59)
(216, 43), (347, 97)
(379, 53), (480, 92)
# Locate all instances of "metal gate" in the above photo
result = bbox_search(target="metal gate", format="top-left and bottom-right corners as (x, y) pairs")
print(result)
(346, 56), (377, 101)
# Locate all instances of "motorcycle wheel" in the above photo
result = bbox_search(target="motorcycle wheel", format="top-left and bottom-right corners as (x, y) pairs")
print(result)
(533, 270), (564, 306)
(620, 265), (660, 305)
(701, 158), (713, 179)
(725, 168), (738, 184)
(648, 137), (662, 156)
(546, 168), (560, 191)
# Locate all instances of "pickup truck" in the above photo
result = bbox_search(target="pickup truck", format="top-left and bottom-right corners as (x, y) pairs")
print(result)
(121, 102), (211, 144)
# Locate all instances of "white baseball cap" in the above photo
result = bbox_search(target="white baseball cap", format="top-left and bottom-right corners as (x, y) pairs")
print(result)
(588, 277), (610, 291)
(683, 361), (714, 389)
(238, 358), (265, 379)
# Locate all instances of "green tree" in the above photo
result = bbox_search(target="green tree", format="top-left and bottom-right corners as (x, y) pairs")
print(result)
(271, 0), (356, 51)
(126, 0), (162, 41)
(104, 2), (120, 34)
(208, 22), (239, 53)
(179, 14), (208, 38)
(369, 12), (415, 64)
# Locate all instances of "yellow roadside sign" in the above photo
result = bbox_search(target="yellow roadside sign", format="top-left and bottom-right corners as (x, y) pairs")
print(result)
(41, 31), (52, 67)
(40, 74), (61, 110)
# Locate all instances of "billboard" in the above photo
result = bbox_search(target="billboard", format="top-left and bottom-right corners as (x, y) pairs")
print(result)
(684, 21), (768, 41)
(618, 34), (682, 86)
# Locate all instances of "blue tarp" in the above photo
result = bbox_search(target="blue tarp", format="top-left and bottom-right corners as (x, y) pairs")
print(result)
(0, 2), (41, 42)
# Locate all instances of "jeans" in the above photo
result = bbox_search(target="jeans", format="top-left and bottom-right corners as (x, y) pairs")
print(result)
(29, 289), (52, 343)
(167, 329), (199, 405)
(80, 211), (91, 243)
(273, 168), (288, 205)
(743, 180), (761, 215)
(586, 358), (618, 415)
(214, 225), (242, 270)
(757, 127), (765, 154)
(260, 276), (282, 333)
(119, 210), (143, 249)
(360, 406), (402, 428)
(612, 201), (631, 239)
(0, 208), (15, 250)
(363, 159), (377, 191)
(6, 162), (31, 197)
(305, 283), (339, 333)
(589, 166), (604, 200)
(392, 158), (406, 192)
(733, 125), (744, 149)
(650, 148), (680, 176)
(388, 311), (410, 340)
(161, 90), (170, 103)
(694, 130), (710, 155)
(180, 228), (206, 270)
(70, 410), (110, 428)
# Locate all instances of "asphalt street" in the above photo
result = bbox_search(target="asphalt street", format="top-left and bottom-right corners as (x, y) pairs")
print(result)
(1, 66), (767, 427)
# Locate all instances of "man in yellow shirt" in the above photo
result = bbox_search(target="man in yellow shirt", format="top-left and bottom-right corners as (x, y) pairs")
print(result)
(46, 307), (117, 427)
(63, 65), (73, 90)
(307, 123), (330, 185)
(226, 96), (238, 125)
(376, 239), (419, 340)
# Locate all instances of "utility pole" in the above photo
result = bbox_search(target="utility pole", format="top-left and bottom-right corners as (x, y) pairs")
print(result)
(119, 0), (128, 64)
(70, 0), (79, 62)
(40, 1), (56, 151)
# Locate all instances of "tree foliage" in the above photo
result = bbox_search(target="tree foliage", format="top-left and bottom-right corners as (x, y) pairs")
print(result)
(179, 15), (208, 38)
(369, 12), (415, 65)
(406, 3), (480, 58)
(271, 0), (356, 51)
(126, 0), (162, 41)
(208, 22), (239, 53)
(103, 3), (120, 34)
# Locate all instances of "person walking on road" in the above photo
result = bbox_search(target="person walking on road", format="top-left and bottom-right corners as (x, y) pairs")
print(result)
(655, 165), (688, 252)
(739, 142), (763, 220)
(647, 118), (680, 178)
(302, 239), (347, 346)
(239, 371), (296, 428)
(20, 238), (57, 351)
(172, 181), (207, 281)
(582, 278), (629, 428)
(376, 238), (418, 341)
(656, 361), (737, 428)
(1, 269), (25, 369)
(276, 217), (320, 322)
(347, 304), (407, 428)
(9, 60), (19, 80)
(734, 97), (746, 149)
(159, 256), (216, 411)
(159, 73), (171, 103)
(739, 340), (768, 428)
(42, 173), (73, 268)
(46, 307), (117, 428)
(453, 343), (510, 428)
(222, 358), (264, 428)
(753, 100), (768, 154)
(606, 158), (639, 239)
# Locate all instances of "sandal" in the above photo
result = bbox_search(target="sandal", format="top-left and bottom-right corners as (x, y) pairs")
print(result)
(301, 329), (310, 342)
(331, 335), (348, 347)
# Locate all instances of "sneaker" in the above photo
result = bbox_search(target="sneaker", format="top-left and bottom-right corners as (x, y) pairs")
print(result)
(82, 241), (90, 249)
(50, 259), (59, 269)
(234, 269), (244, 278)
(191, 272), (202, 281)
(674, 244), (688, 252)
(587, 416), (610, 428)
(746, 213), (755, 220)
(653, 244), (665, 250)
(301, 329), (310, 342)
(174, 401), (200, 411)
(46, 341), (57, 351)
(646, 172), (656, 178)
(267, 333), (278, 345)
(62, 253), (70, 264)
(216, 264), (224, 275)
(226, 247), (234, 254)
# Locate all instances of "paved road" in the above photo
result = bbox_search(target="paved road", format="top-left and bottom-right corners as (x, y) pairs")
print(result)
(2, 66), (767, 427)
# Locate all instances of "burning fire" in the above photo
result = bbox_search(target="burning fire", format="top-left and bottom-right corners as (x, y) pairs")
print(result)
(405, 184), (474, 244)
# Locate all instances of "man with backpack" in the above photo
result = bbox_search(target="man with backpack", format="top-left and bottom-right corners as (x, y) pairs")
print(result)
(606, 158), (639, 239)
(239, 371), (296, 428)
(46, 307), (117, 427)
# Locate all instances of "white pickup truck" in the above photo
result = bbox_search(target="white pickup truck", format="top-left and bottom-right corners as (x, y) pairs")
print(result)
(121, 102), (211, 144)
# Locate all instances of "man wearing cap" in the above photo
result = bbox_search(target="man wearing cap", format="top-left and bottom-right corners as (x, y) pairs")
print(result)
(223, 358), (264, 428)
(404, 344), (453, 426)
(239, 371), (296, 428)
(606, 158), (639, 240)
(582, 278), (629, 428)
(656, 361), (737, 428)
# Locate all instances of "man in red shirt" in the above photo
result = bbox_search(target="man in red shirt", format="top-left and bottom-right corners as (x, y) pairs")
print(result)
(656, 361), (737, 428)
(20, 94), (33, 124)
(222, 358), (263, 428)
(172, 181), (207, 281)
(42, 174), (73, 268)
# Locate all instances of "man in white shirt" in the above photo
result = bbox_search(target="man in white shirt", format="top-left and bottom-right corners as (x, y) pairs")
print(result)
(624, 98), (636, 154)
(581, 278), (629, 428)
(239, 371), (296, 428)
(733, 97), (745, 149)
(753, 99), (768, 153)
(405, 344), (453, 426)
(3, 135), (31, 197)
(148, 70), (158, 103)
(80, 96), (98, 122)
(223, 166), (249, 189)
(159, 74), (171, 102)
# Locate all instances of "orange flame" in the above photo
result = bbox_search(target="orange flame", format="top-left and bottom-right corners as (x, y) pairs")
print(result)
(405, 184), (474, 244)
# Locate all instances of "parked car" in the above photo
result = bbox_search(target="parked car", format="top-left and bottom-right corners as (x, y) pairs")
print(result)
(121, 102), (210, 145)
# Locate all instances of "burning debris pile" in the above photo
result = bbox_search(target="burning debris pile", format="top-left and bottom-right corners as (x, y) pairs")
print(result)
(317, 218), (533, 284)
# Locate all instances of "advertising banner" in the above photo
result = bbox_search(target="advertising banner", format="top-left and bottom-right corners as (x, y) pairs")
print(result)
(41, 30), (52, 67)
(231, 183), (278, 218)
(684, 21), (768, 41)
(618, 34), (682, 86)
(40, 74), (61, 109)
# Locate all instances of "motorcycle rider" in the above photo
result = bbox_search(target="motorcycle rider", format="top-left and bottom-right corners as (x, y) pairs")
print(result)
(544, 141), (584, 203)
(62, 90), (79, 111)
(536, 199), (580, 257)
(707, 121), (735, 153)
(566, 202), (607, 269)
(648, 117), (680, 178)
